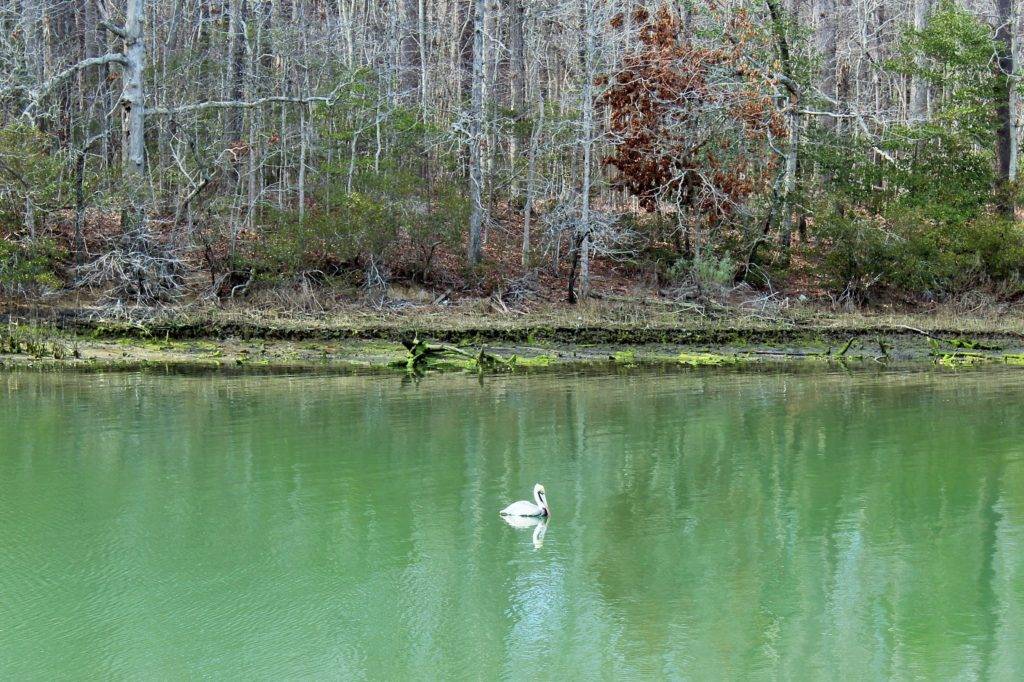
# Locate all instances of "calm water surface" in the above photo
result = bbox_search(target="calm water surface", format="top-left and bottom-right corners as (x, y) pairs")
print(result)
(2, 367), (1023, 679)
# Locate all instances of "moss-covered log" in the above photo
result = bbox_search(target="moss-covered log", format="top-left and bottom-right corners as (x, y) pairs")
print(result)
(398, 336), (517, 373)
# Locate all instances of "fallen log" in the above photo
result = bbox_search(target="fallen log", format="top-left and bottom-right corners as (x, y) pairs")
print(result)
(399, 335), (517, 372)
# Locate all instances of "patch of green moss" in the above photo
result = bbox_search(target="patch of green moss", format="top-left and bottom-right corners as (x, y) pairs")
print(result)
(936, 352), (989, 367)
(517, 354), (555, 367)
(677, 352), (738, 366)
(613, 350), (637, 365)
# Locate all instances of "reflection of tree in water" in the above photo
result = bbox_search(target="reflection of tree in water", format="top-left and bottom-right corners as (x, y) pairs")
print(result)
(2, 371), (1022, 677)
(574, 373), (1024, 677)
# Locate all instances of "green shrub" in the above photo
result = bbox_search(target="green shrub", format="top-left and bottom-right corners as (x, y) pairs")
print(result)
(0, 238), (63, 294)
(0, 124), (69, 233)
(815, 209), (1024, 301)
(240, 171), (465, 286)
(668, 251), (736, 288)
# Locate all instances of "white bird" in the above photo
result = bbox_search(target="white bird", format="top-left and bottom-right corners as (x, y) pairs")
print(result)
(500, 483), (549, 518)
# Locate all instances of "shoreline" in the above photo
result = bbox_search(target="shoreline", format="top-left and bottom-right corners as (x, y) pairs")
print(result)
(5, 305), (1024, 373)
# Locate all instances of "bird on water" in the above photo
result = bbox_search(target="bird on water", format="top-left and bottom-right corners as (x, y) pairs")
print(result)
(500, 483), (550, 517)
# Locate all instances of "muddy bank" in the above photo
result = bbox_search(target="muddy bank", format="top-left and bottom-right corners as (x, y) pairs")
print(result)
(4, 311), (1024, 373)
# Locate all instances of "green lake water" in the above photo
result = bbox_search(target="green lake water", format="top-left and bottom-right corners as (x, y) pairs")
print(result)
(2, 367), (1023, 679)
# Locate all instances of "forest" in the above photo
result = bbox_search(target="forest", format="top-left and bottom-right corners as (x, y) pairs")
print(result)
(0, 0), (1021, 314)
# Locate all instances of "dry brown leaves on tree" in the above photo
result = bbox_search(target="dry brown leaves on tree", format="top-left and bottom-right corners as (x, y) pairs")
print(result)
(600, 6), (784, 222)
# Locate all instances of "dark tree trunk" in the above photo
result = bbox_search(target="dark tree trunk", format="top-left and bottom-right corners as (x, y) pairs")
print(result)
(995, 0), (1016, 217)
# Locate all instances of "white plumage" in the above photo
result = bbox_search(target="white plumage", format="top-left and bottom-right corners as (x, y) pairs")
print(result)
(500, 483), (549, 517)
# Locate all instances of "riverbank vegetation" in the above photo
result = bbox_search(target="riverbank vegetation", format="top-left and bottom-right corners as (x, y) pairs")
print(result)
(6, 302), (1024, 374)
(0, 0), (1021, 320)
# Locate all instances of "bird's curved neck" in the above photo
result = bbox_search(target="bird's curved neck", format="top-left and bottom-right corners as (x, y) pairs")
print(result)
(534, 490), (549, 516)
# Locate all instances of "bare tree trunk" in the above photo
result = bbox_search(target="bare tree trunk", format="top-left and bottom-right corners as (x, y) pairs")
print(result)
(246, 3), (260, 230)
(418, 0), (429, 121)
(507, 0), (526, 203)
(575, 0), (595, 301)
(766, 0), (799, 250)
(509, 0), (526, 112)
(1013, 3), (1022, 186)
(298, 105), (307, 222)
(121, 0), (148, 231)
(911, 0), (931, 120)
(75, 152), (86, 263)
(24, 196), (36, 240)
(995, 0), (1017, 218)
(226, 0), (247, 143)
(815, 0), (836, 113)
(21, 0), (45, 94)
(783, 106), (800, 246)
(467, 0), (485, 265)
(522, 92), (542, 268)
(400, 0), (420, 104)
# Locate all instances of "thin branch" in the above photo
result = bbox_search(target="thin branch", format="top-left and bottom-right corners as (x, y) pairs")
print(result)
(99, 20), (127, 39)
(149, 96), (334, 115)
(22, 53), (128, 116)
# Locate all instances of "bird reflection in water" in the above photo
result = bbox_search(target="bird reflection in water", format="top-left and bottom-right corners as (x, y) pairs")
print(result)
(502, 515), (549, 549)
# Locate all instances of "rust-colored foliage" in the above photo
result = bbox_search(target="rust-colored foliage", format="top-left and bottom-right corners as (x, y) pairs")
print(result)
(601, 6), (783, 221)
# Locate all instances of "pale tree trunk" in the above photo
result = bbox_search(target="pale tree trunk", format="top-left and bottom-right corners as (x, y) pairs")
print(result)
(483, 0), (499, 231)
(99, 0), (115, 172)
(22, 0), (45, 93)
(911, 0), (931, 121)
(246, 3), (261, 230)
(1013, 3), (1022, 186)
(783, 107), (799, 244)
(577, 0), (595, 301)
(873, 4), (886, 113)
(24, 196), (36, 240)
(467, 0), (485, 265)
(565, 0), (598, 301)
(298, 2), (309, 224)
(418, 0), (429, 121)
(507, 0), (526, 202)
(299, 105), (308, 222)
(121, 0), (148, 231)
(522, 92), (543, 268)
(815, 0), (836, 111)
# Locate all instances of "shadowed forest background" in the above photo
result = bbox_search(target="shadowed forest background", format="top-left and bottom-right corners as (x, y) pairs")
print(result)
(0, 0), (1021, 313)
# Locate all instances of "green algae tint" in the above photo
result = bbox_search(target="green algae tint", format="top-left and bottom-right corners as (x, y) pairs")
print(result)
(2, 368), (1023, 678)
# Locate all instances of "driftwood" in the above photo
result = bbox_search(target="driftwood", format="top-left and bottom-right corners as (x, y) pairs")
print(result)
(897, 325), (1002, 351)
(399, 336), (516, 372)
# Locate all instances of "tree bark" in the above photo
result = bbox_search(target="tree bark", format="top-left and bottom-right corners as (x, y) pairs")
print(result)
(911, 0), (931, 121)
(120, 0), (148, 231)
(522, 92), (543, 268)
(577, 0), (595, 300)
(226, 0), (247, 143)
(467, 0), (485, 265)
(995, 0), (1017, 217)
(766, 0), (800, 250)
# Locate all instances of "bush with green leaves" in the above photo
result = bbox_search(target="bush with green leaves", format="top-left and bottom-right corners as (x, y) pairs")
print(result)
(234, 83), (468, 290)
(668, 251), (736, 288)
(0, 124), (69, 234)
(241, 161), (466, 287)
(0, 237), (64, 295)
